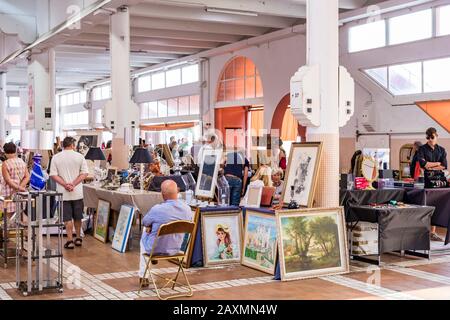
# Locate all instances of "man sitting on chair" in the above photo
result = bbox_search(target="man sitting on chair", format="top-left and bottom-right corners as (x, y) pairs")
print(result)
(139, 180), (193, 287)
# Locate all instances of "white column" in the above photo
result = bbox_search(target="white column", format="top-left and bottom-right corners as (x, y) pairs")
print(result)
(27, 51), (55, 132)
(306, 0), (340, 207)
(19, 88), (28, 132)
(108, 6), (140, 170)
(0, 72), (6, 144)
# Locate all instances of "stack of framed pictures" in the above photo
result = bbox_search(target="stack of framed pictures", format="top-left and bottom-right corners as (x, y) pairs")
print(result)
(112, 205), (136, 253)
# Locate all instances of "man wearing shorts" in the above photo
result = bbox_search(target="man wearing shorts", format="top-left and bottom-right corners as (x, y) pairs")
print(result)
(50, 136), (89, 249)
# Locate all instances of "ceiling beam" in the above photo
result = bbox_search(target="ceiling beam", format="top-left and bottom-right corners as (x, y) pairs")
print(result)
(125, 17), (270, 36)
(86, 24), (243, 43)
(130, 3), (299, 29)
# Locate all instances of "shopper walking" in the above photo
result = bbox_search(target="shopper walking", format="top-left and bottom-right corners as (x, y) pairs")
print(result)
(50, 137), (89, 249)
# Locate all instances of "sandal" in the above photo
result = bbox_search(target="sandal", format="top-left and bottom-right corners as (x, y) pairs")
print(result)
(74, 238), (83, 247)
(64, 241), (75, 249)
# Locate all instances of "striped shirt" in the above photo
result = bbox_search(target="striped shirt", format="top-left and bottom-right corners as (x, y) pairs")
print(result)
(1, 157), (28, 213)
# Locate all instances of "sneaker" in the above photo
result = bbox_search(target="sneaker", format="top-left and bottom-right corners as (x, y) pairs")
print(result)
(430, 233), (444, 242)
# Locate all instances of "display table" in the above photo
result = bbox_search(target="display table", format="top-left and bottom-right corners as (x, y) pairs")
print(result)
(190, 206), (241, 268)
(348, 204), (434, 265)
(340, 189), (406, 221)
(404, 188), (450, 245)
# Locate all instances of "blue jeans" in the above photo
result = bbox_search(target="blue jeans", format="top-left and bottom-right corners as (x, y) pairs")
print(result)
(226, 176), (242, 206)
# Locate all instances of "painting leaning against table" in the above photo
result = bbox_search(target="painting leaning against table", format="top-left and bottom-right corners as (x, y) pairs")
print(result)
(276, 207), (349, 281)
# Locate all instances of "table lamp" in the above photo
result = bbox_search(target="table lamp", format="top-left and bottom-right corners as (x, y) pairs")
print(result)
(129, 147), (153, 191)
(85, 147), (106, 186)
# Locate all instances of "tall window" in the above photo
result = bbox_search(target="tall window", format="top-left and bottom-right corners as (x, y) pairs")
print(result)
(389, 9), (432, 45)
(388, 62), (422, 95)
(93, 85), (111, 101)
(59, 90), (87, 107)
(7, 96), (20, 108)
(348, 20), (386, 53)
(424, 57), (450, 93)
(437, 5), (450, 36)
(216, 56), (263, 103)
(63, 111), (89, 126)
(137, 64), (199, 93)
(140, 95), (200, 120)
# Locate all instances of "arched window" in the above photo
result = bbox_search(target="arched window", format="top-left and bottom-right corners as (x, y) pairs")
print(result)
(216, 56), (263, 103)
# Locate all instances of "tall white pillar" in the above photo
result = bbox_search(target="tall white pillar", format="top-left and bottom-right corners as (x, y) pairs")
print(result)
(0, 72), (6, 145)
(108, 6), (140, 169)
(27, 50), (55, 132)
(306, 0), (340, 207)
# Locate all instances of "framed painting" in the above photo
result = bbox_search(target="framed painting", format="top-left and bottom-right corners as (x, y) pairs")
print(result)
(73, 131), (101, 157)
(158, 144), (174, 167)
(106, 167), (118, 182)
(242, 210), (277, 275)
(195, 149), (223, 199)
(112, 205), (136, 253)
(281, 142), (323, 208)
(276, 207), (349, 281)
(246, 185), (263, 208)
(201, 210), (243, 267)
(94, 199), (111, 243)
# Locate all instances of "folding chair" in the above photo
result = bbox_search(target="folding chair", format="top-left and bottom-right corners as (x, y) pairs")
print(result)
(138, 220), (195, 300)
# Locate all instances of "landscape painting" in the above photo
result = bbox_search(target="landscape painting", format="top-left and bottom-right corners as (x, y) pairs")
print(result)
(277, 208), (349, 281)
(242, 211), (277, 275)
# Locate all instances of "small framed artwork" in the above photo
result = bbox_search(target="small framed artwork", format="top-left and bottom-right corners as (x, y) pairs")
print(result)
(106, 167), (118, 181)
(201, 210), (243, 267)
(281, 142), (323, 208)
(242, 210), (277, 275)
(158, 144), (174, 167)
(94, 199), (111, 243)
(246, 185), (263, 208)
(276, 207), (349, 281)
(196, 149), (223, 199)
(112, 205), (136, 253)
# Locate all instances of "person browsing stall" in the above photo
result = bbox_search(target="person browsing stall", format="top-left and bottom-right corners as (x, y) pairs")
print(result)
(139, 180), (193, 287)
(410, 141), (423, 180)
(223, 148), (250, 206)
(416, 127), (448, 242)
(50, 137), (89, 249)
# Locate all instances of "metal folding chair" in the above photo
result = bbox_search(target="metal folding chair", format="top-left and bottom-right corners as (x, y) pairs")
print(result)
(138, 220), (195, 300)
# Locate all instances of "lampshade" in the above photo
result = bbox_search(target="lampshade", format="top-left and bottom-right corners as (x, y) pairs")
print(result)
(129, 147), (152, 164)
(85, 147), (106, 161)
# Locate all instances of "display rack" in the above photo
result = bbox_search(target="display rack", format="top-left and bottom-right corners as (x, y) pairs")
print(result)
(0, 199), (24, 268)
(15, 191), (64, 296)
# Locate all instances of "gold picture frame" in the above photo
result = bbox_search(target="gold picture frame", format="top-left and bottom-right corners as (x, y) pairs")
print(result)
(158, 144), (174, 167)
(276, 207), (349, 281)
(201, 210), (243, 267)
(94, 199), (111, 243)
(281, 142), (323, 208)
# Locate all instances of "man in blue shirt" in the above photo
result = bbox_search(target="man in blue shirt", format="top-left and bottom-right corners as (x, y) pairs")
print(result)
(139, 180), (193, 286)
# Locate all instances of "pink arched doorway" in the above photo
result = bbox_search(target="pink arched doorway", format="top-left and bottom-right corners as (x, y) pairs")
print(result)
(271, 93), (306, 142)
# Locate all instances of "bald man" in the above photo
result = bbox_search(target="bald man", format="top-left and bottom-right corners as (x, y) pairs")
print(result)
(139, 180), (193, 286)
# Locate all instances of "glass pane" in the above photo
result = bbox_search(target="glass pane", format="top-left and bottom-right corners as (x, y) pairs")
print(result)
(256, 76), (263, 97)
(138, 75), (151, 92)
(245, 77), (256, 98)
(168, 98), (178, 116)
(225, 80), (235, 101)
(189, 95), (200, 115)
(348, 20), (386, 53)
(245, 58), (255, 77)
(67, 94), (73, 106)
(152, 72), (165, 90)
(166, 68), (181, 87)
(81, 111), (89, 124)
(73, 92), (80, 105)
(438, 5), (450, 36)
(96, 109), (103, 123)
(365, 67), (388, 88)
(424, 57), (450, 93)
(101, 85), (110, 99)
(389, 62), (422, 95)
(93, 88), (101, 101)
(217, 81), (225, 102)
(235, 57), (245, 78)
(235, 78), (245, 100)
(8, 96), (20, 108)
(140, 103), (149, 119)
(389, 9), (432, 45)
(178, 96), (189, 116)
(61, 95), (67, 107)
(80, 91), (87, 103)
(148, 101), (158, 118)
(224, 60), (235, 80)
(158, 100), (168, 117)
(6, 114), (20, 126)
(182, 64), (199, 84)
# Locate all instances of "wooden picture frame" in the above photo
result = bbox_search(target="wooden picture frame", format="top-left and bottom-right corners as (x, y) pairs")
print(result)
(94, 199), (111, 243)
(276, 207), (349, 281)
(241, 210), (277, 275)
(246, 185), (263, 208)
(112, 205), (136, 253)
(281, 142), (323, 208)
(106, 167), (118, 182)
(195, 149), (223, 199)
(201, 210), (243, 267)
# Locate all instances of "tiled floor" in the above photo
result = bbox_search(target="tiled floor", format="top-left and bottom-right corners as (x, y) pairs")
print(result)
(1, 229), (450, 300)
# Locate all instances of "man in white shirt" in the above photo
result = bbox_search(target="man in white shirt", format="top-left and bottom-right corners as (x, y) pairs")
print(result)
(50, 137), (89, 249)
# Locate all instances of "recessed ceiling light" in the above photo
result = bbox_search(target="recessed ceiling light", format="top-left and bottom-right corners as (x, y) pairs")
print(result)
(205, 7), (258, 17)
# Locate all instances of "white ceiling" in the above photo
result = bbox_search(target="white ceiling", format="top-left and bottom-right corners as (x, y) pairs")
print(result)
(4, 0), (387, 90)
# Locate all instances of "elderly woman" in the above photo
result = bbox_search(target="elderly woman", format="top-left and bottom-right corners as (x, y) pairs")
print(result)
(1, 142), (30, 213)
(272, 168), (285, 204)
